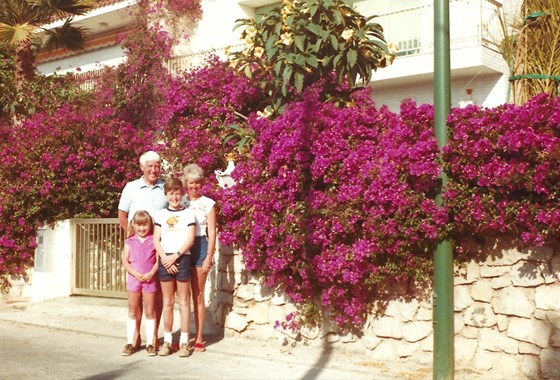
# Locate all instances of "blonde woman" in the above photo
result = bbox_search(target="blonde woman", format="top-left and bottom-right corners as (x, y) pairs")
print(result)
(182, 164), (217, 352)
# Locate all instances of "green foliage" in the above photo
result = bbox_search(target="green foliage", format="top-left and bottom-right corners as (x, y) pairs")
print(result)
(0, 0), (92, 84)
(229, 0), (392, 112)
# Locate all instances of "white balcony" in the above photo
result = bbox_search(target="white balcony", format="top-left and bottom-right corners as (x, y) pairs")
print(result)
(357, 0), (508, 83)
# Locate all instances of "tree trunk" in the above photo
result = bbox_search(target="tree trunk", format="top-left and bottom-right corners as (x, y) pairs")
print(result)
(14, 43), (36, 91)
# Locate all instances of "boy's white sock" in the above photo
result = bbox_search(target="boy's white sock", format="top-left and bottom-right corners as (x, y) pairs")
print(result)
(126, 318), (136, 345)
(164, 331), (173, 344)
(180, 332), (189, 345)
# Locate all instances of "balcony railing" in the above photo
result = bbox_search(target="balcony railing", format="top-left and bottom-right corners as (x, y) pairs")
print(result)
(372, 0), (503, 57)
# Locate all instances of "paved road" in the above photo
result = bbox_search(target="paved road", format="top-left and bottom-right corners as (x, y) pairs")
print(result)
(0, 319), (403, 380)
(0, 297), (491, 380)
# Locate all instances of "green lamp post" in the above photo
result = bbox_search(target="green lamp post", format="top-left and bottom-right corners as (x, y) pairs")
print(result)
(433, 0), (454, 379)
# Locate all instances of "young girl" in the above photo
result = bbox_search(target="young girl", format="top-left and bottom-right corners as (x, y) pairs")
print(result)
(182, 163), (216, 352)
(121, 210), (159, 356)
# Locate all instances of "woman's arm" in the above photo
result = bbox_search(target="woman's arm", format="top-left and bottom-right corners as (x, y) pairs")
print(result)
(203, 206), (217, 274)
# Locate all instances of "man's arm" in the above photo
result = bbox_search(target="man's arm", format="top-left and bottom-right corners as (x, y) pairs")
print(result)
(118, 210), (129, 232)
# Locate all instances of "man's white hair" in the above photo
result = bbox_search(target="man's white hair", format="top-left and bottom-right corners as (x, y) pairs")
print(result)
(139, 151), (161, 166)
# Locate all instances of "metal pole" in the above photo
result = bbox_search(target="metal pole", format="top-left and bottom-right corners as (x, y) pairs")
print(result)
(433, 0), (454, 379)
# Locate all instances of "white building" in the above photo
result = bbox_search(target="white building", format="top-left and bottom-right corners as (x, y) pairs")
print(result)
(38, 0), (523, 111)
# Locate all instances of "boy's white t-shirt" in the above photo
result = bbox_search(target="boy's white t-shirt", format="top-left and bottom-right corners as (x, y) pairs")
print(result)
(182, 196), (215, 237)
(154, 207), (196, 253)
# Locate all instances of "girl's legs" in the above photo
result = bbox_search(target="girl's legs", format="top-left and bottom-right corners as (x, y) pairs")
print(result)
(176, 280), (191, 347)
(142, 291), (156, 347)
(160, 280), (176, 346)
(127, 291), (142, 346)
(192, 267), (209, 348)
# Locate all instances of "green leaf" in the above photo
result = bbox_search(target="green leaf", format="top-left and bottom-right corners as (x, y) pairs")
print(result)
(294, 35), (305, 52)
(294, 71), (304, 92)
(243, 65), (253, 79)
(330, 34), (339, 50)
(306, 56), (319, 68)
(306, 24), (324, 36)
(347, 49), (357, 67)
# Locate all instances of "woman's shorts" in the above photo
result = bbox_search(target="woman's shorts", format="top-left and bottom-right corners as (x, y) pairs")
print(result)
(190, 236), (208, 267)
(158, 253), (192, 282)
(127, 274), (158, 293)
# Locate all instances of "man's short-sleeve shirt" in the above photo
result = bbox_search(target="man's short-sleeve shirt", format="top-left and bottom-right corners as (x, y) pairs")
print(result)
(154, 207), (196, 253)
(118, 177), (167, 220)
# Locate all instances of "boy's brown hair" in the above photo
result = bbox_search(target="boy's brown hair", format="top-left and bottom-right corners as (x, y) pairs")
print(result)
(164, 177), (183, 194)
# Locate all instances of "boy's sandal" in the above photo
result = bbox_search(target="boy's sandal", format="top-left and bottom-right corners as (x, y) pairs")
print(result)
(194, 342), (206, 352)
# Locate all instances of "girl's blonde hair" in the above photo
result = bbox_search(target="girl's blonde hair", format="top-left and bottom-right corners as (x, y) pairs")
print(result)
(127, 210), (154, 238)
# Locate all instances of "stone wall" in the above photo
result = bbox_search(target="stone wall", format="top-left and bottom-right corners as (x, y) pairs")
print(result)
(210, 237), (560, 379)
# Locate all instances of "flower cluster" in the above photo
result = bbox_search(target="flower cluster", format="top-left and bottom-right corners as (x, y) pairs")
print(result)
(219, 80), (444, 326)
(444, 94), (560, 247)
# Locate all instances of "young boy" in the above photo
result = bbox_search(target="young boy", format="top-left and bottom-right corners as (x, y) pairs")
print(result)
(153, 178), (196, 357)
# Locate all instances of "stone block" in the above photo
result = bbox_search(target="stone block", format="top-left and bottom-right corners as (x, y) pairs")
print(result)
(455, 260), (481, 285)
(371, 316), (402, 339)
(397, 341), (420, 358)
(471, 280), (493, 302)
(496, 314), (509, 332)
(479, 328), (518, 354)
(416, 306), (432, 321)
(245, 301), (269, 324)
(520, 355), (540, 379)
(507, 317), (551, 348)
(535, 284), (560, 311)
(551, 254), (560, 281)
(464, 303), (497, 328)
(490, 276), (511, 289)
(420, 333), (433, 352)
(510, 261), (545, 287)
(454, 285), (473, 311)
(253, 282), (273, 302)
(461, 326), (479, 339)
(491, 286), (534, 318)
(474, 348), (495, 370)
(361, 333), (381, 350)
(522, 246), (554, 262)
(480, 265), (510, 278)
(402, 321), (431, 343)
(518, 341), (541, 355)
(455, 336), (477, 363)
(540, 348), (560, 380)
(485, 243), (523, 266)
(225, 312), (248, 332)
(235, 284), (254, 301)
(368, 339), (398, 361)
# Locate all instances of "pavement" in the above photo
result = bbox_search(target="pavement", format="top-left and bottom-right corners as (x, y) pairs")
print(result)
(0, 296), (490, 380)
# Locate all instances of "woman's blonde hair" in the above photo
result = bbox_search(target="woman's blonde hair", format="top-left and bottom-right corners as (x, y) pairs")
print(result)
(127, 210), (154, 238)
(182, 163), (204, 184)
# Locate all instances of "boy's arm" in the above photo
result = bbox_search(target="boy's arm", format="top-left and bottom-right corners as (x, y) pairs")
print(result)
(155, 225), (179, 270)
(177, 223), (196, 255)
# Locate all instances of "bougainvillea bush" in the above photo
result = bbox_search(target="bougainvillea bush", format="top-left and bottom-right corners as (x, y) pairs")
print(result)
(219, 79), (445, 326)
(0, 102), (155, 290)
(159, 56), (265, 179)
(444, 93), (560, 247)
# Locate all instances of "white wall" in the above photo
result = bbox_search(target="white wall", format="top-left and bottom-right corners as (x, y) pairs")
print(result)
(32, 220), (73, 302)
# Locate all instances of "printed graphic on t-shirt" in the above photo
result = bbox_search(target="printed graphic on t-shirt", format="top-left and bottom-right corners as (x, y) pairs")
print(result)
(166, 216), (179, 227)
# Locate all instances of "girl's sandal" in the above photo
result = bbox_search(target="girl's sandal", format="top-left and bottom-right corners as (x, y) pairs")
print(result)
(194, 342), (206, 352)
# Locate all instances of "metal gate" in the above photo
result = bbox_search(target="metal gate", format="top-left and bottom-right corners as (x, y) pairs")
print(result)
(72, 218), (127, 298)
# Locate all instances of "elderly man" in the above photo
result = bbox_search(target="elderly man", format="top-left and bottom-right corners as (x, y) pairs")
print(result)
(118, 150), (167, 355)
(118, 151), (168, 230)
